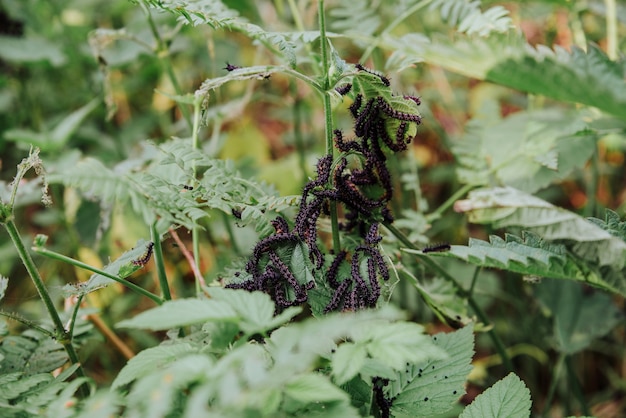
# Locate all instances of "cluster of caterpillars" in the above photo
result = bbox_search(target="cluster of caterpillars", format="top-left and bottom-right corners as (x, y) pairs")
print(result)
(227, 64), (422, 313)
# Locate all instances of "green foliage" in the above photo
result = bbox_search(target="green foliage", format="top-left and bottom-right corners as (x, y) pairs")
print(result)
(453, 109), (596, 192)
(2, 0), (625, 416)
(459, 373), (532, 418)
(389, 325), (474, 417)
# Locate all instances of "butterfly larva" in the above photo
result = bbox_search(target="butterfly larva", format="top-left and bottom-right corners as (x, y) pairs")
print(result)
(422, 243), (451, 253)
(132, 241), (154, 266)
(355, 63), (391, 86)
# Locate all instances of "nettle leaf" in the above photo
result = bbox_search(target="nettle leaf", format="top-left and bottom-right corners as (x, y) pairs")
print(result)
(412, 35), (626, 119)
(205, 288), (301, 335)
(126, 354), (214, 418)
(454, 187), (626, 270)
(330, 0), (382, 38)
(116, 299), (238, 331)
(535, 279), (624, 354)
(284, 374), (349, 403)
(588, 209), (626, 242)
(388, 326), (474, 418)
(112, 343), (198, 389)
(421, 232), (626, 297)
(459, 373), (532, 418)
(429, 0), (513, 36)
(452, 109), (596, 193)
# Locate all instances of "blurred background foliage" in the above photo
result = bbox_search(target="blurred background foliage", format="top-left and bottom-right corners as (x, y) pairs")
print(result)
(1, 0), (626, 416)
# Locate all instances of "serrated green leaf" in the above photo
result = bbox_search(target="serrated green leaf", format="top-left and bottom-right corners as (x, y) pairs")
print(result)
(332, 343), (368, 385)
(0, 331), (67, 376)
(116, 299), (238, 330)
(355, 322), (445, 371)
(459, 373), (531, 418)
(419, 231), (626, 297)
(389, 326), (474, 418)
(204, 288), (301, 334)
(452, 109), (596, 192)
(0, 373), (52, 400)
(285, 373), (349, 403)
(535, 279), (624, 354)
(455, 187), (626, 269)
(112, 343), (198, 389)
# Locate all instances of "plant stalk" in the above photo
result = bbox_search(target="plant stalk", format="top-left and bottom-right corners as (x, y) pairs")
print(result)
(2, 219), (87, 384)
(318, 0), (341, 254)
(33, 246), (164, 305)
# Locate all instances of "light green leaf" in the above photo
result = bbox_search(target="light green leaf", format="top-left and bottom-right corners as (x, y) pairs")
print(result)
(284, 373), (349, 403)
(357, 322), (445, 371)
(0, 35), (65, 65)
(116, 299), (238, 330)
(389, 326), (474, 418)
(452, 109), (596, 193)
(112, 343), (198, 389)
(459, 373), (531, 418)
(535, 279), (624, 354)
(205, 288), (301, 334)
(332, 343), (368, 385)
(454, 187), (626, 269)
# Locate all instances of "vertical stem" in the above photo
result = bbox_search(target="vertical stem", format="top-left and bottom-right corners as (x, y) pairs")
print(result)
(318, 0), (341, 253)
(584, 142), (599, 218)
(605, 0), (618, 60)
(191, 97), (203, 296)
(542, 353), (566, 417)
(2, 219), (87, 388)
(565, 355), (591, 416)
(150, 222), (171, 300)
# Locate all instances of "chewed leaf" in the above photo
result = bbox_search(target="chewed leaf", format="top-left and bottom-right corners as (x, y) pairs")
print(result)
(389, 326), (474, 418)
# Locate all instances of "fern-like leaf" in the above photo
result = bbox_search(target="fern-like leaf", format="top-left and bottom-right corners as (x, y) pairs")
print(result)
(145, 0), (299, 66)
(0, 330), (67, 375)
(430, 0), (513, 36)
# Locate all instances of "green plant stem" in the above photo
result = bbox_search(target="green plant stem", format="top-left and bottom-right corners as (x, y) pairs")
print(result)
(426, 183), (475, 222)
(360, 0), (432, 62)
(318, 0), (341, 254)
(605, 0), (618, 60)
(191, 95), (205, 296)
(33, 246), (164, 306)
(565, 355), (591, 416)
(2, 219), (87, 385)
(542, 353), (566, 417)
(141, 0), (192, 129)
(150, 222), (171, 300)
(384, 222), (514, 372)
(68, 294), (85, 339)
(468, 266), (480, 296)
